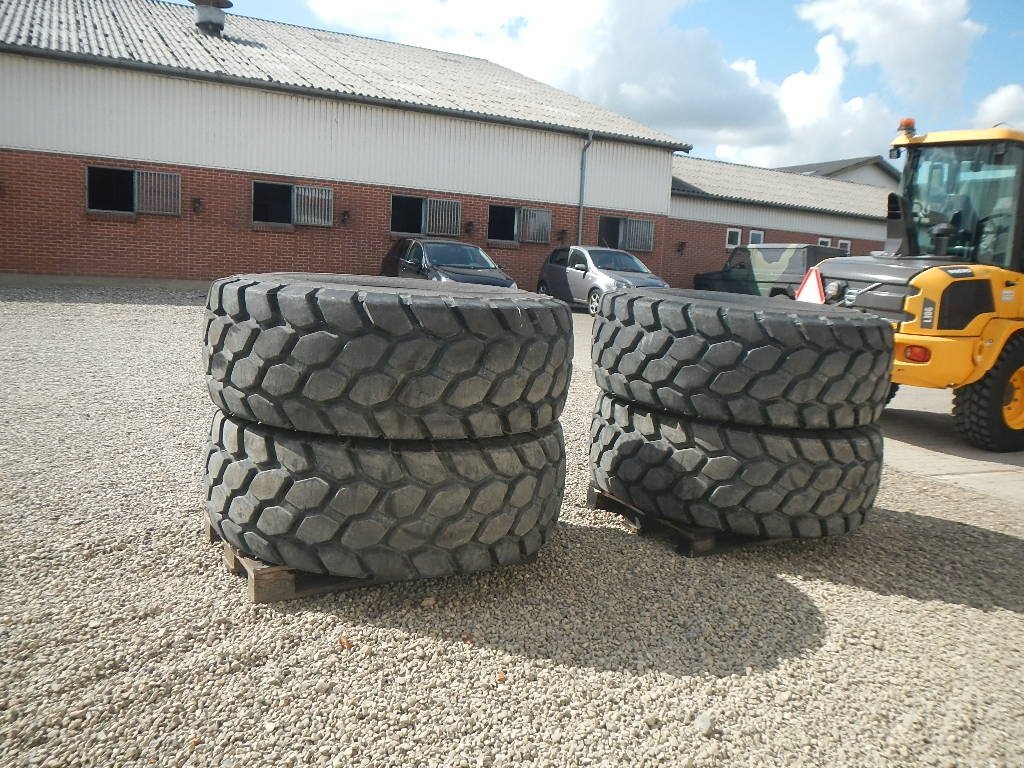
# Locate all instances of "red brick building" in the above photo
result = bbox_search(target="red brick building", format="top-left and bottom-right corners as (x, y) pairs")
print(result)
(0, 0), (884, 289)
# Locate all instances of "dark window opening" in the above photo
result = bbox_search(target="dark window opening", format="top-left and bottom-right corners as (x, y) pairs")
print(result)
(391, 195), (424, 233)
(488, 205), (517, 240)
(599, 215), (654, 251)
(598, 216), (621, 248)
(253, 182), (292, 224)
(87, 167), (134, 212)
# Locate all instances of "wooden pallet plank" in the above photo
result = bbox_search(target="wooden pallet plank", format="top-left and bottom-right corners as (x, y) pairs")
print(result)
(203, 516), (379, 603)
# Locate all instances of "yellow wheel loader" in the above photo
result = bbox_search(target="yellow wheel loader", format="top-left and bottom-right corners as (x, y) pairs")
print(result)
(813, 120), (1024, 451)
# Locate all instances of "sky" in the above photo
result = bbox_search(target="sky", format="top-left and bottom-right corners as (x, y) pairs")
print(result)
(175, 0), (1023, 168)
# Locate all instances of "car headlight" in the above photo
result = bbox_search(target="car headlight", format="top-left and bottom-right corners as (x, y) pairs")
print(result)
(509, 282), (518, 290)
(433, 273), (450, 282)
(824, 280), (843, 301)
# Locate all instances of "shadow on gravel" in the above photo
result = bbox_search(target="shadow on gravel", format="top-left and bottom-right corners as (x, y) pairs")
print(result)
(280, 522), (826, 679)
(0, 286), (207, 307)
(880, 409), (1024, 467)
(754, 507), (1024, 614)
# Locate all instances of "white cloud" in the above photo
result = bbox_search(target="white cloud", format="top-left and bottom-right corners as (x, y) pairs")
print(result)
(715, 34), (896, 167)
(974, 84), (1024, 129)
(797, 0), (985, 105)
(305, 0), (608, 87)
(302, 0), (904, 168)
(566, 5), (787, 147)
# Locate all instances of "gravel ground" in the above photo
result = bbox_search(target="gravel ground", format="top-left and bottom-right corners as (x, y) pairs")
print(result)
(1, 283), (1022, 768)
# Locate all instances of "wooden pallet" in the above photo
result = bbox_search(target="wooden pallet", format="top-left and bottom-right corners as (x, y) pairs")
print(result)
(586, 485), (790, 556)
(204, 520), (377, 603)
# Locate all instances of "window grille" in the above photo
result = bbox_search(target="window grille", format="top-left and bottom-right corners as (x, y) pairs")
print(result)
(517, 208), (552, 243)
(426, 198), (461, 236)
(135, 171), (180, 215)
(293, 185), (333, 226)
(620, 218), (654, 252)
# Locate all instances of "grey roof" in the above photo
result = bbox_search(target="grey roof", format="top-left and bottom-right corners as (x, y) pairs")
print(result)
(0, 0), (686, 149)
(775, 155), (900, 182)
(672, 155), (887, 219)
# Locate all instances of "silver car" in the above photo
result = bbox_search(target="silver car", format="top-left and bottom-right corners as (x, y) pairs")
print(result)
(537, 246), (669, 313)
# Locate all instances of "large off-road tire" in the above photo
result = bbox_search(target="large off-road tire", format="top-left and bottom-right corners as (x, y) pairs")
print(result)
(592, 289), (893, 430)
(205, 411), (565, 579)
(204, 274), (573, 440)
(952, 334), (1024, 452)
(590, 394), (883, 538)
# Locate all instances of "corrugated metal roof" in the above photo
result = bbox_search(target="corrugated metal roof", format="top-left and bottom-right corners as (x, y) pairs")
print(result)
(672, 155), (887, 219)
(776, 155), (900, 181)
(0, 0), (686, 149)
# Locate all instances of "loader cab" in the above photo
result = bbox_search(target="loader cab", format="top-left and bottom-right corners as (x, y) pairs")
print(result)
(895, 128), (1024, 272)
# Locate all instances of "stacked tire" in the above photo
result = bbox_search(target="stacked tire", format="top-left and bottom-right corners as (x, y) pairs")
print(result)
(202, 274), (572, 583)
(589, 290), (894, 538)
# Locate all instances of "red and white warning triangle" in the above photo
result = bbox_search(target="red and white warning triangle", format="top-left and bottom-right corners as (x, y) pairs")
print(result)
(795, 266), (826, 304)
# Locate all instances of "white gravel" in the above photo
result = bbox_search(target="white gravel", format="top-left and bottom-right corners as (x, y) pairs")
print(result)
(1, 282), (1022, 768)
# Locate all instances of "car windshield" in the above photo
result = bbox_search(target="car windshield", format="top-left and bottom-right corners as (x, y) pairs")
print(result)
(590, 249), (650, 273)
(903, 142), (1022, 268)
(424, 243), (498, 269)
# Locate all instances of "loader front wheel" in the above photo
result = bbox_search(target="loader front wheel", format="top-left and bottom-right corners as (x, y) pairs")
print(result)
(953, 335), (1024, 452)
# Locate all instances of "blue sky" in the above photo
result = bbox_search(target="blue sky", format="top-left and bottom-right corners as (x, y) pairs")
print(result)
(171, 0), (1023, 167)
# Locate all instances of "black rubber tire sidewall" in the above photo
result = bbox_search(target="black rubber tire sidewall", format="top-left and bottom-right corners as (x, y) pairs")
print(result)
(204, 274), (573, 440)
(205, 411), (566, 579)
(592, 288), (894, 430)
(590, 394), (883, 538)
(953, 334), (1024, 452)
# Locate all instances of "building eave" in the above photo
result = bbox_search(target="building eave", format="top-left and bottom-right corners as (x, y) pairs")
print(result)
(671, 189), (883, 222)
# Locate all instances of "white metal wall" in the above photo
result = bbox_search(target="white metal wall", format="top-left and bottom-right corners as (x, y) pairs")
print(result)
(0, 53), (671, 214)
(670, 195), (885, 241)
(835, 165), (899, 191)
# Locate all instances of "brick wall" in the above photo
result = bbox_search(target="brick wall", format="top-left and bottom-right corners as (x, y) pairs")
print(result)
(0, 148), (676, 289)
(0, 148), (883, 289)
(660, 218), (883, 289)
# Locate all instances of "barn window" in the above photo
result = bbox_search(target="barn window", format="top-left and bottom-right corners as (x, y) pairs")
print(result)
(818, 237), (833, 247)
(253, 182), (332, 226)
(726, 227), (742, 247)
(599, 215), (654, 252)
(748, 230), (764, 245)
(838, 239), (851, 252)
(488, 205), (517, 240)
(87, 167), (180, 215)
(517, 208), (552, 243)
(391, 195), (462, 236)
(487, 205), (552, 243)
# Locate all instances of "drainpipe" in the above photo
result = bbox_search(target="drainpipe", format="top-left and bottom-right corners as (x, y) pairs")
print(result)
(577, 131), (594, 245)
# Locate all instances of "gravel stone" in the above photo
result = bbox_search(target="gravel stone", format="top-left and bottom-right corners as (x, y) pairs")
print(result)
(0, 285), (1022, 768)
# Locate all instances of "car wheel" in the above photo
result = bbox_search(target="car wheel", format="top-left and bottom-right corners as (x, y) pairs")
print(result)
(537, 282), (550, 295)
(588, 289), (602, 315)
(204, 274), (573, 441)
(590, 394), (882, 538)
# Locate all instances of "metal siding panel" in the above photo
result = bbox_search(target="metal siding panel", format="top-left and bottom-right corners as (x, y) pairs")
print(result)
(587, 142), (671, 214)
(670, 196), (885, 241)
(1, 53), (671, 212)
